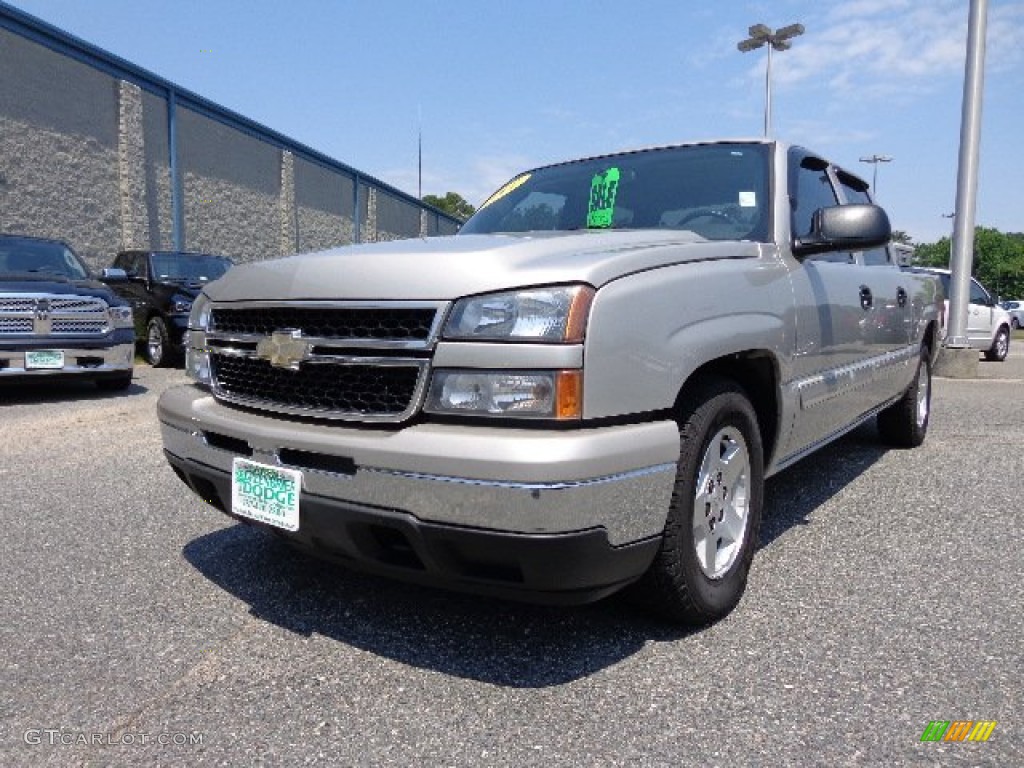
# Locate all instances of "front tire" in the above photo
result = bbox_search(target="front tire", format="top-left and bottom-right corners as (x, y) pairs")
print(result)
(145, 316), (175, 367)
(632, 378), (764, 626)
(985, 326), (1009, 362)
(878, 346), (931, 448)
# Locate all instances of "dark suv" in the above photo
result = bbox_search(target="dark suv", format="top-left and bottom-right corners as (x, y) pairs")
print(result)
(0, 234), (134, 389)
(105, 250), (232, 366)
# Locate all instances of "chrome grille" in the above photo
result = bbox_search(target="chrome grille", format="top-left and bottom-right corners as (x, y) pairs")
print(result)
(211, 306), (436, 341)
(0, 318), (33, 333)
(0, 298), (36, 313)
(212, 355), (423, 417)
(0, 292), (110, 337)
(51, 319), (108, 334)
(51, 298), (106, 312)
(204, 301), (447, 422)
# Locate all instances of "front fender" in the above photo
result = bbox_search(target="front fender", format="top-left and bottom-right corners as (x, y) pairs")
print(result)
(583, 257), (794, 419)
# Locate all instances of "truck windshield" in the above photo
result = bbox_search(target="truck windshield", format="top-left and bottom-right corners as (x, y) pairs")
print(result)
(460, 143), (771, 242)
(150, 253), (232, 283)
(0, 239), (90, 279)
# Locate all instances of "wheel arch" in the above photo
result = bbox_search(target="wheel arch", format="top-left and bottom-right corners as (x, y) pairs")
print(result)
(672, 351), (781, 469)
(140, 308), (164, 339)
(923, 319), (939, 363)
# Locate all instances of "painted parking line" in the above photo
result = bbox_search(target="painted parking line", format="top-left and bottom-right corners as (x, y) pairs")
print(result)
(935, 377), (1024, 383)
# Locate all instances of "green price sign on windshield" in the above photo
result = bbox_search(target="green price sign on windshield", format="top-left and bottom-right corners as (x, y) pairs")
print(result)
(587, 167), (620, 228)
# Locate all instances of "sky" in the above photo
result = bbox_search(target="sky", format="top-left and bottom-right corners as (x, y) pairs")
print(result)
(8, 0), (1024, 244)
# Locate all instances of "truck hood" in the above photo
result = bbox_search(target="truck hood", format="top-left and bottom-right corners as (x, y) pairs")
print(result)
(0, 273), (126, 303)
(151, 279), (206, 299)
(205, 231), (765, 302)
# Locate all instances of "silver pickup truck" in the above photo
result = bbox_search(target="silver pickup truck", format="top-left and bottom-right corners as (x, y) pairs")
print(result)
(158, 139), (942, 625)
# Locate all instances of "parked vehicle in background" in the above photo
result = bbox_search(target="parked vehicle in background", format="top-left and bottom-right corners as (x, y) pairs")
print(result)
(104, 250), (233, 366)
(0, 234), (134, 389)
(902, 266), (1011, 361)
(891, 242), (915, 266)
(158, 139), (943, 626)
(1000, 299), (1023, 330)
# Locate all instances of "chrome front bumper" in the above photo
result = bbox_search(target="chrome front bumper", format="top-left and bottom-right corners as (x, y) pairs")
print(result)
(158, 384), (680, 546)
(0, 343), (134, 377)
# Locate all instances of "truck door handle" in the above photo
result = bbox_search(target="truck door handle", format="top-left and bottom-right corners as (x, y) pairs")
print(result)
(897, 287), (908, 308)
(859, 286), (873, 310)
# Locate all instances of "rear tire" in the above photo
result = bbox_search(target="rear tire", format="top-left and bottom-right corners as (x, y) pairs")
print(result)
(878, 346), (931, 448)
(984, 326), (1009, 362)
(631, 377), (764, 626)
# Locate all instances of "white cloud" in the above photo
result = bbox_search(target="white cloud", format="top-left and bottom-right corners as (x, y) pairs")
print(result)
(465, 153), (539, 204)
(383, 152), (541, 208)
(783, 119), (879, 153)
(829, 0), (913, 22)
(749, 1), (1024, 97)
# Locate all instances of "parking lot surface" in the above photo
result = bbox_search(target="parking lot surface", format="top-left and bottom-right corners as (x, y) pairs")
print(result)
(2, 351), (1021, 766)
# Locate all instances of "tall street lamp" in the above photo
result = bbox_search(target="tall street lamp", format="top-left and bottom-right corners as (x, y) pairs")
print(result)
(738, 23), (804, 136)
(859, 154), (893, 195)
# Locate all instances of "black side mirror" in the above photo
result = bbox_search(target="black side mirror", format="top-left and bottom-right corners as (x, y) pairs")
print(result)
(793, 204), (891, 258)
(100, 267), (128, 283)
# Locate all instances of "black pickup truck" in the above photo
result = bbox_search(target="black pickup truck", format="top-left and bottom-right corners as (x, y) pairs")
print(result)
(104, 250), (232, 366)
(0, 234), (135, 389)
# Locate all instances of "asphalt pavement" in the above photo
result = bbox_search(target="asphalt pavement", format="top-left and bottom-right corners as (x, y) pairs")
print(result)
(1, 349), (1021, 767)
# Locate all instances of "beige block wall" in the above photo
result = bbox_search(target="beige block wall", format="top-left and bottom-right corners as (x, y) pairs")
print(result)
(0, 27), (451, 271)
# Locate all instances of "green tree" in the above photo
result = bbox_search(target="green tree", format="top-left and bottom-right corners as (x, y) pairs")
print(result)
(913, 237), (951, 268)
(912, 227), (1024, 299)
(974, 227), (1024, 299)
(890, 229), (913, 245)
(422, 192), (476, 221)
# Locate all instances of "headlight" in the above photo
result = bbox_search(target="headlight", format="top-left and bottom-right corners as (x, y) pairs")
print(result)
(444, 285), (594, 342)
(185, 293), (212, 385)
(171, 294), (193, 315)
(188, 293), (212, 330)
(185, 337), (212, 386)
(107, 305), (134, 329)
(425, 369), (582, 419)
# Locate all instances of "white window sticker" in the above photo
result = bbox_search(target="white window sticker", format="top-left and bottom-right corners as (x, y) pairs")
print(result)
(739, 191), (757, 208)
(231, 458), (301, 532)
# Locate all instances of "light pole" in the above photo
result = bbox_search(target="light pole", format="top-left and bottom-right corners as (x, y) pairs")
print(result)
(947, 0), (989, 354)
(943, 213), (955, 267)
(859, 154), (893, 195)
(738, 23), (804, 136)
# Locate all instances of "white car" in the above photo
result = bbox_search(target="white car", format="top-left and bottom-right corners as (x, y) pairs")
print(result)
(1000, 299), (1023, 330)
(904, 267), (1012, 361)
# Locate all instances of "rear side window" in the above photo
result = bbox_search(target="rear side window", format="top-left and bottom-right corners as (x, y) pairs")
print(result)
(837, 170), (890, 267)
(790, 152), (847, 262)
(836, 172), (872, 205)
(970, 280), (991, 305)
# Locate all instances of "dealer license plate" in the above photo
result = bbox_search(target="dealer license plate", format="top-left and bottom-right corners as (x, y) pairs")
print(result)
(25, 350), (65, 369)
(231, 458), (301, 532)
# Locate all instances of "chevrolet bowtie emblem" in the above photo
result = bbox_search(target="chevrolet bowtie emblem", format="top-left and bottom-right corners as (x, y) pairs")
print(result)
(256, 329), (311, 370)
